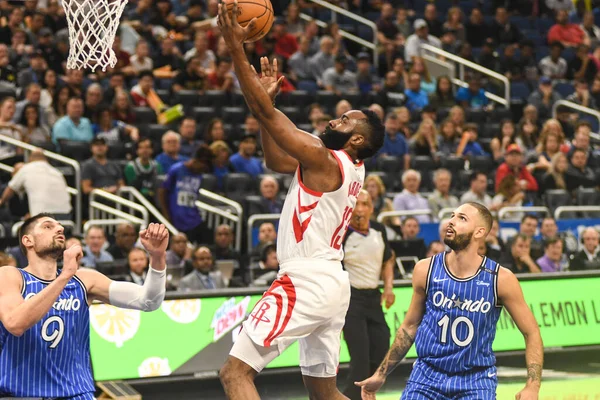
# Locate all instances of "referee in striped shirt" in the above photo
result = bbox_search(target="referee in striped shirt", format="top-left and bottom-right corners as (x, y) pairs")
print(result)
(341, 190), (396, 400)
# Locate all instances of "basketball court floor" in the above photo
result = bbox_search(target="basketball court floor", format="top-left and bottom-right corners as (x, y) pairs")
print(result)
(135, 347), (600, 399)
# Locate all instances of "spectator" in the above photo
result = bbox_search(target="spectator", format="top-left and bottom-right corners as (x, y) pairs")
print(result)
(377, 112), (410, 169)
(566, 148), (598, 189)
(364, 174), (399, 226)
(52, 97), (94, 149)
(457, 42), (474, 62)
(17, 51), (47, 90)
(322, 56), (358, 95)
(112, 90), (135, 124)
(404, 72), (429, 113)
(443, 7), (465, 42)
(460, 171), (493, 208)
(456, 123), (487, 157)
(392, 169), (432, 223)
(400, 216), (421, 240)
(567, 45), (597, 83)
(229, 133), (264, 177)
(81, 226), (114, 268)
(285, 3), (304, 37)
(83, 83), (104, 124)
(159, 145), (214, 244)
(567, 80), (597, 111)
(81, 137), (124, 195)
(0, 44), (17, 89)
(409, 57), (436, 94)
(156, 131), (189, 173)
(210, 224), (244, 284)
(311, 114), (330, 136)
(510, 215), (544, 259)
(16, 103), (50, 147)
(172, 56), (207, 93)
(422, 3), (443, 37)
(309, 36), (335, 86)
(178, 117), (201, 158)
(124, 137), (163, 203)
(516, 119), (539, 153)
(426, 241), (446, 258)
(449, 106), (466, 136)
(570, 227), (600, 270)
(527, 77), (563, 121)
(541, 152), (570, 192)
(569, 121), (600, 168)
(204, 118), (228, 144)
(0, 149), (71, 217)
(490, 119), (517, 162)
(184, 31), (216, 70)
(490, 7), (522, 45)
(0, 8), (24, 46)
(154, 37), (183, 72)
(123, 248), (148, 285)
(375, 71), (405, 110)
(477, 38), (500, 71)
(546, 0), (574, 12)
(492, 175), (525, 221)
(207, 57), (236, 91)
(404, 19), (441, 61)
(271, 18), (298, 60)
(130, 70), (155, 107)
(499, 234), (541, 274)
(465, 8), (489, 48)
(548, 9), (587, 47)
(455, 75), (489, 110)
(485, 219), (505, 260)
(335, 100), (352, 119)
(427, 169), (459, 220)
(495, 144), (539, 192)
(179, 247), (226, 291)
(437, 119), (458, 155)
(395, 7), (411, 39)
(253, 175), (283, 214)
(356, 53), (379, 94)
(288, 36), (315, 85)
(252, 222), (278, 260)
(533, 127), (565, 173)
(536, 237), (566, 272)
(166, 233), (190, 269)
(540, 216), (578, 254)
(64, 68), (85, 97)
(209, 140), (232, 190)
(0, 97), (21, 160)
(107, 222), (138, 261)
(410, 119), (438, 158)
(428, 75), (455, 110)
(250, 243), (279, 287)
(129, 40), (153, 74)
(500, 44), (524, 81)
(555, 104), (575, 139)
(14, 83), (49, 126)
(376, 3), (400, 47)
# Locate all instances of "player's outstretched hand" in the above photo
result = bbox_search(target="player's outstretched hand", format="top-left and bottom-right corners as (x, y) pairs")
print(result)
(217, 0), (257, 46)
(61, 244), (83, 279)
(252, 57), (284, 102)
(515, 386), (539, 400)
(140, 223), (169, 256)
(355, 373), (385, 400)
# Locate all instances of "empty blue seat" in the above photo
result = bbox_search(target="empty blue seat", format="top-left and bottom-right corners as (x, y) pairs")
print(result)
(554, 82), (574, 97)
(510, 82), (531, 101)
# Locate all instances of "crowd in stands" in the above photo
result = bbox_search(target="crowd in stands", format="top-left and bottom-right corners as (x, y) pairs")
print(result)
(1, 0), (600, 289)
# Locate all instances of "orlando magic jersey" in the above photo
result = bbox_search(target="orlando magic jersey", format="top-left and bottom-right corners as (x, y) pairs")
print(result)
(414, 252), (502, 374)
(0, 269), (95, 398)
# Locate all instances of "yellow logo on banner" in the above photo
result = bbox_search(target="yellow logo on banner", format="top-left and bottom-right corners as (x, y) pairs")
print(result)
(161, 299), (202, 324)
(90, 304), (141, 348)
(138, 357), (172, 377)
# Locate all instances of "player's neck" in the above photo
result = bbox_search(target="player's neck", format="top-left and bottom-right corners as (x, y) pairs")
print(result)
(446, 247), (483, 278)
(25, 253), (59, 280)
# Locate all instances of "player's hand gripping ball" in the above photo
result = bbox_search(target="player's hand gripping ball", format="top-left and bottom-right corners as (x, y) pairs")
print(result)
(221, 0), (274, 42)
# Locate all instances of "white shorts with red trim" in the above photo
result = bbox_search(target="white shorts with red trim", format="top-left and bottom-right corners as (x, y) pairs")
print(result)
(229, 259), (350, 377)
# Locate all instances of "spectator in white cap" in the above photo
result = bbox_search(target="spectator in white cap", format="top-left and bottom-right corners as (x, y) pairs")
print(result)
(404, 18), (442, 61)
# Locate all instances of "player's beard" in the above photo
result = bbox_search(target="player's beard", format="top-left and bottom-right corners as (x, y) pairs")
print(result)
(319, 126), (351, 150)
(36, 239), (66, 260)
(444, 228), (473, 252)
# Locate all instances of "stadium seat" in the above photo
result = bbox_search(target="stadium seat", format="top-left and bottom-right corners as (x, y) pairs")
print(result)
(481, 122), (500, 139)
(155, 89), (170, 100)
(470, 156), (494, 174)
(441, 156), (465, 176)
(0, 87), (16, 100)
(489, 108), (512, 123)
(245, 195), (264, 216)
(575, 187), (600, 218)
(510, 16), (533, 30)
(510, 82), (531, 101)
(554, 82), (574, 98)
(368, 171), (396, 192)
(222, 107), (247, 124)
(298, 123), (313, 133)
(192, 107), (217, 123)
(173, 90), (199, 110)
(147, 124), (169, 143)
(535, 17), (554, 34)
(377, 155), (404, 190)
(230, 91), (247, 108)
(465, 109), (487, 124)
(198, 90), (227, 108)
(316, 91), (340, 114)
(411, 156), (436, 191)
(60, 141), (91, 161)
(279, 106), (303, 124)
(223, 173), (256, 202)
(544, 189), (573, 217)
(200, 174), (218, 192)
(282, 90), (311, 109)
(132, 107), (156, 124)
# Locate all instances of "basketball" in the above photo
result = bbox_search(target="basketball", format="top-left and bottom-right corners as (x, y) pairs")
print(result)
(223, 0), (274, 43)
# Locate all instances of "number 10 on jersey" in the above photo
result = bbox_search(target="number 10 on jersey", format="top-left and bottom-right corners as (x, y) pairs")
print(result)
(437, 315), (474, 347)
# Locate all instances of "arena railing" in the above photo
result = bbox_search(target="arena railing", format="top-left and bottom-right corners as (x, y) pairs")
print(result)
(420, 43), (510, 108)
(377, 209), (434, 224)
(82, 219), (136, 234)
(555, 206), (600, 220)
(498, 206), (551, 221)
(299, 0), (379, 67)
(247, 213), (281, 253)
(116, 186), (180, 235)
(195, 189), (243, 252)
(89, 189), (149, 235)
(552, 100), (600, 140)
(0, 135), (82, 234)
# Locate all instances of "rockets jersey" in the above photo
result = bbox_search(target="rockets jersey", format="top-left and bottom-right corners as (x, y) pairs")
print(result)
(0, 269), (95, 397)
(414, 252), (502, 374)
(277, 149), (365, 264)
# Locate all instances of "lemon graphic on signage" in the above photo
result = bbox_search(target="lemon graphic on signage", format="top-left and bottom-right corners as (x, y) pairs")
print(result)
(89, 304), (141, 348)
(138, 357), (171, 377)
(161, 299), (201, 324)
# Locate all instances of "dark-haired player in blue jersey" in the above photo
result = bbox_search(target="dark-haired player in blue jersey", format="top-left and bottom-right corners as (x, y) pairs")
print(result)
(356, 202), (544, 400)
(0, 213), (169, 399)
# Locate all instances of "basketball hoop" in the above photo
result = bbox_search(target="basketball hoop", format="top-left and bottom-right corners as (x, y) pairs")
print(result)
(61, 0), (128, 72)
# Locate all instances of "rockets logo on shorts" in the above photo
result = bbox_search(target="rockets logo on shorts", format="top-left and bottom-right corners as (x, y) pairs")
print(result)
(249, 302), (271, 328)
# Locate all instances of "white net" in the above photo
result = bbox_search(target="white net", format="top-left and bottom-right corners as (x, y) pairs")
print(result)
(61, 0), (128, 72)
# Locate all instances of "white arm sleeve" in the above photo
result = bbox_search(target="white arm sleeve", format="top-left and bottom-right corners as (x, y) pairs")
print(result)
(108, 267), (166, 311)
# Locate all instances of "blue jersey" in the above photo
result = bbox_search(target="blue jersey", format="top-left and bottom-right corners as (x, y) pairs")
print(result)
(161, 162), (203, 231)
(0, 269), (95, 398)
(414, 252), (502, 374)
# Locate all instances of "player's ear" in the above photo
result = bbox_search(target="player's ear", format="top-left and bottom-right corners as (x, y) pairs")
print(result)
(473, 226), (487, 240)
(21, 234), (33, 250)
(348, 133), (365, 147)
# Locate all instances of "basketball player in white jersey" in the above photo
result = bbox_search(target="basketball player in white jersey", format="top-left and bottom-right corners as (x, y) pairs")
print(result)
(218, 6), (385, 400)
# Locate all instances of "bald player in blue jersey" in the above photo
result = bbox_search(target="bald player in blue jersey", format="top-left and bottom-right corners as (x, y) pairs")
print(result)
(0, 213), (169, 399)
(356, 203), (544, 400)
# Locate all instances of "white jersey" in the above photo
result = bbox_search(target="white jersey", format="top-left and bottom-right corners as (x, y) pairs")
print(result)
(277, 150), (365, 264)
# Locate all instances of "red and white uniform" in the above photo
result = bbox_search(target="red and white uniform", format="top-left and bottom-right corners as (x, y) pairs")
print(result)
(231, 150), (365, 378)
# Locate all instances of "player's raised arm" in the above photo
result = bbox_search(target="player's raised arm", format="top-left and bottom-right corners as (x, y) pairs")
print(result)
(217, 3), (330, 171)
(0, 246), (81, 336)
(498, 267), (543, 400)
(355, 258), (429, 399)
(78, 223), (168, 311)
